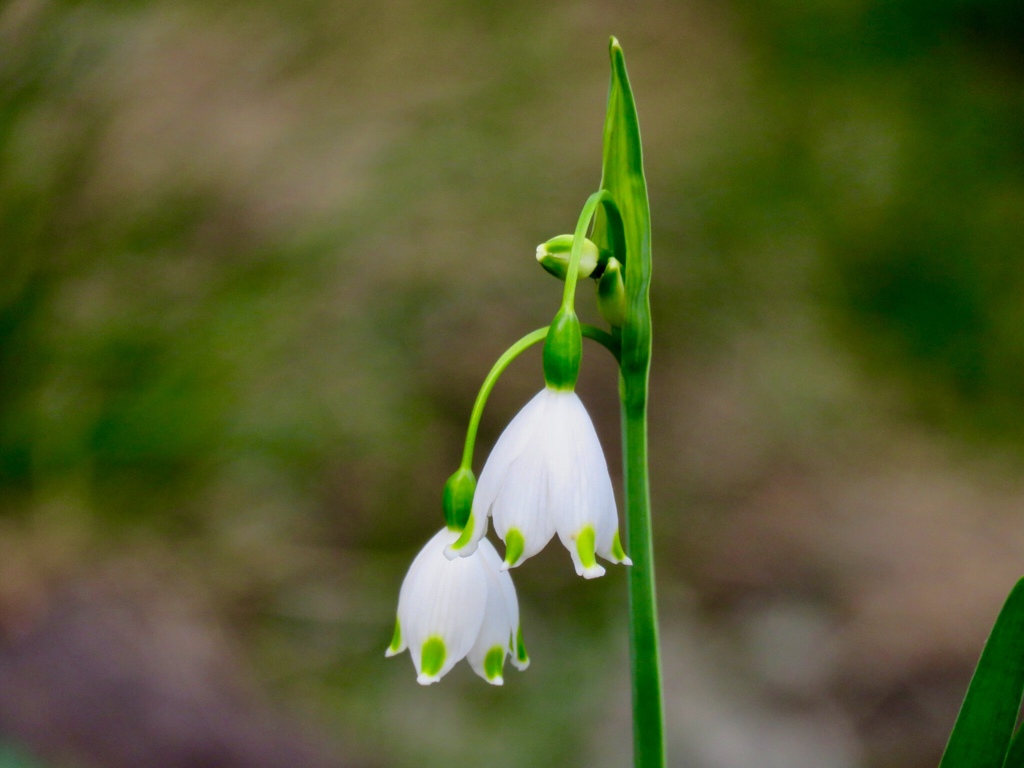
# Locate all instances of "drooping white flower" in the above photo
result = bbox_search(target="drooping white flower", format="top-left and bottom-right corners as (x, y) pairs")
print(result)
(445, 386), (631, 578)
(386, 528), (528, 685)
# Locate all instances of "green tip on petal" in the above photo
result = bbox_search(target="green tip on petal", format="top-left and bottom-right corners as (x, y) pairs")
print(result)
(515, 625), (530, 667)
(385, 617), (402, 656)
(420, 636), (446, 680)
(450, 511), (476, 551)
(484, 646), (506, 684)
(577, 525), (597, 568)
(504, 528), (525, 568)
(574, 525), (606, 579)
(611, 530), (632, 564)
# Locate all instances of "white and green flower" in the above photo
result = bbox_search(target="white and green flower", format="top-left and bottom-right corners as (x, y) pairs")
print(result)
(386, 528), (528, 685)
(445, 386), (631, 578)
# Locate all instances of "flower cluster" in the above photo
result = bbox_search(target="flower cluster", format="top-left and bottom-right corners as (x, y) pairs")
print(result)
(386, 529), (527, 685)
(446, 387), (630, 578)
(386, 229), (631, 685)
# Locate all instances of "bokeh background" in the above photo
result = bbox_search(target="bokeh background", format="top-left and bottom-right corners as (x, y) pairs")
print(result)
(2, 0), (1024, 766)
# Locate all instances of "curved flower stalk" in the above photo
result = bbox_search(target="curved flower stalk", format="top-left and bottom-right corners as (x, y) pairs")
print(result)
(446, 387), (631, 578)
(386, 528), (528, 685)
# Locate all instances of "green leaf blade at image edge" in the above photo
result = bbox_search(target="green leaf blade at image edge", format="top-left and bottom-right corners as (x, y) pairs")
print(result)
(1005, 726), (1024, 768)
(940, 578), (1024, 768)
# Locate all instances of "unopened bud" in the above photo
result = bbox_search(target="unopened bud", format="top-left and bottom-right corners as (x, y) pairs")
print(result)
(536, 235), (599, 280)
(597, 257), (627, 327)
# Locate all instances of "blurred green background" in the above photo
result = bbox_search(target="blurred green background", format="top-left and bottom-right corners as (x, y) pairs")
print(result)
(2, 0), (1024, 766)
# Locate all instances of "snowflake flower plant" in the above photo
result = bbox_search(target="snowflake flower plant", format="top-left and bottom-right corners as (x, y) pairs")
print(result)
(386, 38), (666, 768)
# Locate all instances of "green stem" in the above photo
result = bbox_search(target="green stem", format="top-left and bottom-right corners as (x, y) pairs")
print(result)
(621, 373), (664, 768)
(593, 37), (664, 768)
(560, 189), (613, 312)
(459, 324), (620, 471)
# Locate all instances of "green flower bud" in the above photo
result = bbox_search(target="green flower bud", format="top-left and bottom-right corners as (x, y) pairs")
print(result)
(543, 308), (582, 391)
(597, 256), (627, 327)
(442, 467), (476, 530)
(536, 235), (600, 281)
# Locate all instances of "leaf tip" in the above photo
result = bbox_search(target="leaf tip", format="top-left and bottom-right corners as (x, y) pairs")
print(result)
(608, 36), (628, 78)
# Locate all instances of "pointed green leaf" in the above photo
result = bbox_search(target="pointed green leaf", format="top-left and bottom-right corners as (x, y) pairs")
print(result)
(940, 578), (1024, 768)
(591, 37), (652, 392)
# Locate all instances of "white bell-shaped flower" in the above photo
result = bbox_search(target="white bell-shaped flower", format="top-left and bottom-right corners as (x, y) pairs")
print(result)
(386, 528), (529, 685)
(445, 386), (631, 578)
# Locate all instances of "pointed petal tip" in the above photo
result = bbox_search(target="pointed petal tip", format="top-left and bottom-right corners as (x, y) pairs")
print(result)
(609, 530), (631, 566)
(502, 528), (525, 569)
(486, 675), (504, 686)
(581, 564), (607, 580)
(416, 673), (441, 686)
(384, 647), (400, 658)
(511, 656), (530, 671)
(444, 541), (477, 560)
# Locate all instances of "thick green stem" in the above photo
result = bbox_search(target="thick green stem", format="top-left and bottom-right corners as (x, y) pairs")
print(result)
(621, 377), (664, 768)
(593, 37), (664, 768)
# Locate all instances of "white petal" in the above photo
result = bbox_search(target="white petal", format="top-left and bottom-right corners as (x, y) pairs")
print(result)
(476, 539), (519, 630)
(491, 447), (556, 567)
(477, 389), (551, 511)
(467, 576), (513, 685)
(467, 540), (528, 683)
(547, 391), (625, 576)
(481, 540), (527, 671)
(446, 390), (548, 561)
(395, 529), (488, 684)
(443, 501), (489, 560)
(480, 390), (562, 567)
(488, 553), (530, 671)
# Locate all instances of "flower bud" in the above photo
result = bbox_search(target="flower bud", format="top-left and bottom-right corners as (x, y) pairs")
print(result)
(543, 308), (582, 391)
(597, 256), (627, 327)
(536, 235), (599, 281)
(442, 467), (476, 530)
